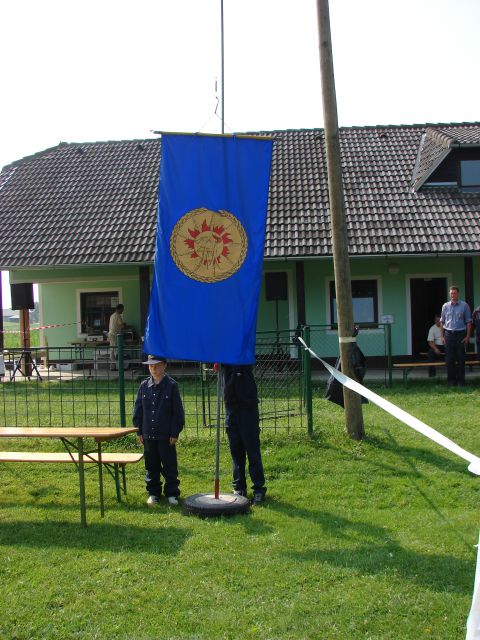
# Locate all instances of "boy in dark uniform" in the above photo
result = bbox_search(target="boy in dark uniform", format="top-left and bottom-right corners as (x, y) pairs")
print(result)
(221, 364), (267, 504)
(133, 355), (184, 506)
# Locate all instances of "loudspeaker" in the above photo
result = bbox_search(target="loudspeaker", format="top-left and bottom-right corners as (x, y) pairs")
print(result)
(11, 283), (35, 310)
(265, 272), (288, 301)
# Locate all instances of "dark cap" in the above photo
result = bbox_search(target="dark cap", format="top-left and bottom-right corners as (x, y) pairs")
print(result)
(142, 354), (167, 365)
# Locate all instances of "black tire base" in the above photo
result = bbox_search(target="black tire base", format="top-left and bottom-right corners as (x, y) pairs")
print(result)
(182, 492), (250, 518)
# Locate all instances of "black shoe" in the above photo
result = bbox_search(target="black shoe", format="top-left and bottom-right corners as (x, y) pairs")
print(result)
(252, 492), (266, 505)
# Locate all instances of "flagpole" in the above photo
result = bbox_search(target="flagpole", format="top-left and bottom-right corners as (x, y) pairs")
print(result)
(221, 0), (225, 134)
(215, 364), (222, 499)
(214, 0), (225, 501)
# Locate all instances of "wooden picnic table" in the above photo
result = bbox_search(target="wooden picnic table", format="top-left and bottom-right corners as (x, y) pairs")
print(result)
(0, 427), (138, 527)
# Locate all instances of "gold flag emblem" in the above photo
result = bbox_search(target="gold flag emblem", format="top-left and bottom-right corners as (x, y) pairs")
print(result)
(170, 208), (248, 283)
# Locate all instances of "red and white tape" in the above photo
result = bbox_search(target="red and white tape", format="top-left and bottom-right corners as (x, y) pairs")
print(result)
(0, 321), (81, 334)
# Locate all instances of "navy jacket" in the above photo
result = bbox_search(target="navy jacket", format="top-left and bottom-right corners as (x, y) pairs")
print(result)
(222, 365), (259, 409)
(133, 375), (185, 439)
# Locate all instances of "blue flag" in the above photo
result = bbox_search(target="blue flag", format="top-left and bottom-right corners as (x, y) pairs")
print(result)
(144, 133), (273, 364)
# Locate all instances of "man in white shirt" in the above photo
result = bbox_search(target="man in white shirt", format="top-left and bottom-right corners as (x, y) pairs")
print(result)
(427, 314), (444, 377)
(108, 304), (125, 370)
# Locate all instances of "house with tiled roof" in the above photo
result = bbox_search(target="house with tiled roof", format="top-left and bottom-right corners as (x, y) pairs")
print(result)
(0, 122), (479, 357)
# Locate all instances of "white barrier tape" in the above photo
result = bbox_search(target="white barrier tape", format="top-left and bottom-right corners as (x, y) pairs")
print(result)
(338, 337), (357, 343)
(298, 337), (480, 476)
(466, 532), (480, 639)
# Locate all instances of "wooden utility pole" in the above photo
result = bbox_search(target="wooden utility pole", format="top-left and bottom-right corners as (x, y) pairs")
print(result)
(316, 0), (364, 439)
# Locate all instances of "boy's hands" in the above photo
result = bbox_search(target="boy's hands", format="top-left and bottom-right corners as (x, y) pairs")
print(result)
(136, 434), (177, 445)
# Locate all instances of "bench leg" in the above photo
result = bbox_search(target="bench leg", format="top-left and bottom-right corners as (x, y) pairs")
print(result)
(122, 465), (127, 495)
(77, 437), (87, 528)
(403, 368), (412, 385)
(114, 464), (122, 502)
(97, 442), (105, 518)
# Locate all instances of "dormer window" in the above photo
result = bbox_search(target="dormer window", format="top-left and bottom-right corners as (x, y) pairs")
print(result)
(460, 160), (480, 191)
(411, 127), (480, 192)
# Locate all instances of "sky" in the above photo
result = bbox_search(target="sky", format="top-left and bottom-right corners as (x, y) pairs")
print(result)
(1, 0), (480, 306)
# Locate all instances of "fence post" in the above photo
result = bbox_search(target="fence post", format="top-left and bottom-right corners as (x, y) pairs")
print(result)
(200, 362), (207, 428)
(117, 334), (126, 428)
(386, 323), (392, 388)
(303, 325), (313, 435)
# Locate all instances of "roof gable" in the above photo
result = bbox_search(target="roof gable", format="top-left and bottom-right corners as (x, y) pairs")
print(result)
(411, 124), (480, 191)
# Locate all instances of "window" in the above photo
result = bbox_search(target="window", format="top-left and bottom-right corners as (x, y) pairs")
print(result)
(421, 150), (480, 191)
(80, 291), (119, 334)
(329, 279), (378, 327)
(460, 160), (480, 191)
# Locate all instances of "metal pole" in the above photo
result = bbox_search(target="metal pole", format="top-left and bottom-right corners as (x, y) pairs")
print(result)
(0, 273), (3, 351)
(117, 334), (126, 428)
(386, 323), (393, 388)
(220, 0), (225, 134)
(215, 364), (222, 498)
(200, 363), (207, 428)
(316, 0), (364, 439)
(303, 326), (313, 435)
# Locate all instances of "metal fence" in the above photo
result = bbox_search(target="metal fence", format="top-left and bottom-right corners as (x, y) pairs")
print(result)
(309, 323), (392, 386)
(0, 329), (308, 431)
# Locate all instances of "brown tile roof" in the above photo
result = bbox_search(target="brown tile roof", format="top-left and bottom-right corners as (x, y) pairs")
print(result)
(1, 122), (480, 268)
(0, 140), (161, 268)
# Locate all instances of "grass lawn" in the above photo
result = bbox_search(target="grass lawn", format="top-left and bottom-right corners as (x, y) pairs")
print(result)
(0, 380), (479, 639)
(3, 320), (40, 348)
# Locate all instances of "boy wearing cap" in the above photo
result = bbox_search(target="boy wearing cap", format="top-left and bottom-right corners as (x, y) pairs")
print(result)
(133, 355), (185, 506)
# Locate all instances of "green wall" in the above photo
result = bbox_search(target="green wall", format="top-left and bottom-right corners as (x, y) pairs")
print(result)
(9, 255), (480, 355)
(304, 255), (477, 357)
(256, 265), (296, 334)
(10, 266), (142, 347)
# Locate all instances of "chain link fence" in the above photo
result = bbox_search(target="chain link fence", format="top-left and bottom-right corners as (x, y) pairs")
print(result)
(308, 323), (392, 386)
(0, 330), (307, 431)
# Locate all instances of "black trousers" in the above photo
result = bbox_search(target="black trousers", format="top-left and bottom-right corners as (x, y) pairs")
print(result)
(444, 330), (466, 384)
(226, 406), (266, 495)
(143, 438), (180, 497)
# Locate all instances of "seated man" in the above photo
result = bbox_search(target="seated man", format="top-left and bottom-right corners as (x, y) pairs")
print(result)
(473, 306), (480, 354)
(427, 314), (444, 377)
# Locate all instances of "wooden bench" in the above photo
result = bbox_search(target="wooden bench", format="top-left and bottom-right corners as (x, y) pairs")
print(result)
(0, 451), (143, 502)
(394, 360), (480, 383)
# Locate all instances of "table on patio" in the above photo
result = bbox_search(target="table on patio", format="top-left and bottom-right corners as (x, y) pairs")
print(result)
(0, 427), (138, 527)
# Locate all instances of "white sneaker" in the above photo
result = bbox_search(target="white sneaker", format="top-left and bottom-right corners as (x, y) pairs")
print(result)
(167, 496), (179, 506)
(147, 495), (160, 507)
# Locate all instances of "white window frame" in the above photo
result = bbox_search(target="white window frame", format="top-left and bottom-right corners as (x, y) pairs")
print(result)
(325, 275), (383, 334)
